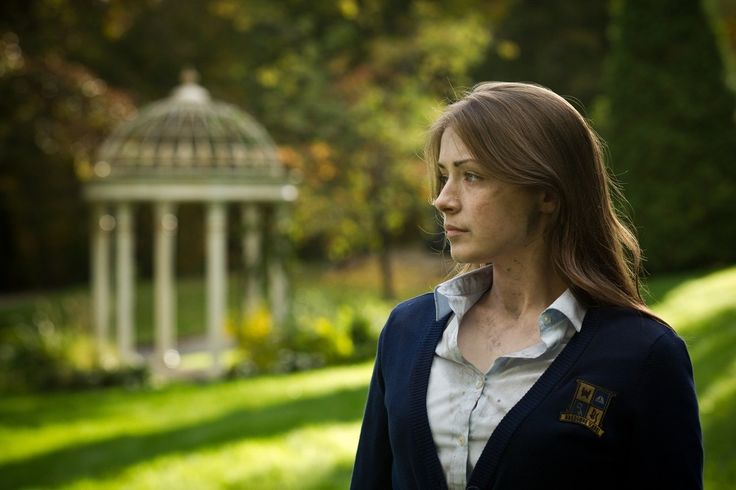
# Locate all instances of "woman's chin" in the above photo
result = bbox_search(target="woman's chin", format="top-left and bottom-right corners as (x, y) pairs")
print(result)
(449, 248), (483, 265)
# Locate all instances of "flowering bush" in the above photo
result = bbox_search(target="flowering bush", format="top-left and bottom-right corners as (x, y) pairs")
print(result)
(227, 301), (381, 377)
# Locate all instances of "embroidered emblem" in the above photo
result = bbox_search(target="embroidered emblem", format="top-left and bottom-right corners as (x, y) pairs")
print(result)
(559, 379), (616, 437)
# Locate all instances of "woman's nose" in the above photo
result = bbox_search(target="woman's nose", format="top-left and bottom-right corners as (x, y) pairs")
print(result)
(433, 181), (459, 214)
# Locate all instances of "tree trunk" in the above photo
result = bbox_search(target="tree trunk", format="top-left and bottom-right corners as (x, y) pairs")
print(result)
(378, 226), (396, 300)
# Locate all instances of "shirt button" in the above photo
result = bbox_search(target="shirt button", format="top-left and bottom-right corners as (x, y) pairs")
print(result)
(541, 313), (551, 325)
(475, 378), (484, 389)
(458, 435), (466, 446)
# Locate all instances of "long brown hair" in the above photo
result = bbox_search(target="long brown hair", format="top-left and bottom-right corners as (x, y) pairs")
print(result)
(426, 81), (653, 316)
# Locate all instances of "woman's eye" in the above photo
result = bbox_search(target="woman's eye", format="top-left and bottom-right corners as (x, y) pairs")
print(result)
(438, 174), (448, 186)
(465, 172), (481, 182)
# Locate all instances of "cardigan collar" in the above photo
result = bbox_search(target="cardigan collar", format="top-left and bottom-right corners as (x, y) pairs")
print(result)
(408, 304), (603, 489)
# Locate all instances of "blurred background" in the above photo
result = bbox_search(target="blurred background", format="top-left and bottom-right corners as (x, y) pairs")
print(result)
(1, 0), (735, 488)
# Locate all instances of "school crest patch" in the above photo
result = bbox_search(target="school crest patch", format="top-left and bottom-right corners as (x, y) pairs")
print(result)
(559, 379), (616, 437)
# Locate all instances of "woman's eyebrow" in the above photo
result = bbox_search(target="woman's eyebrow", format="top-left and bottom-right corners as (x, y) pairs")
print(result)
(437, 159), (474, 168)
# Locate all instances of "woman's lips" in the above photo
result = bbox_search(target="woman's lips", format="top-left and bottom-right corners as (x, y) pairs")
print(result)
(444, 225), (467, 237)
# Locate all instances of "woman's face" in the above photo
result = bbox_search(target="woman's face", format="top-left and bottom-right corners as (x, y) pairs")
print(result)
(434, 126), (546, 265)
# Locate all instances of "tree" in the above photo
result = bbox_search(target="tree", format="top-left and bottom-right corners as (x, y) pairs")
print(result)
(208, 0), (497, 298)
(471, 0), (609, 109)
(605, 0), (736, 271)
(0, 0), (136, 290)
(0, 0), (502, 296)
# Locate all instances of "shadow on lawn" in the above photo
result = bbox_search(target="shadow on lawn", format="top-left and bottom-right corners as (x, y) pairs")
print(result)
(643, 269), (713, 307)
(0, 385), (368, 488)
(303, 461), (355, 490)
(702, 382), (736, 489)
(0, 386), (169, 428)
(673, 305), (736, 489)
(681, 307), (736, 394)
(221, 460), (356, 490)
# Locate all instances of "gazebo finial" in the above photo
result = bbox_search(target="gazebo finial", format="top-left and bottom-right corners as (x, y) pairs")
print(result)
(180, 66), (200, 85)
(171, 67), (210, 103)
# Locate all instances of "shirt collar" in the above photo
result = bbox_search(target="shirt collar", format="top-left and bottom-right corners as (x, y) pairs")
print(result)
(544, 288), (585, 333)
(434, 265), (492, 321)
(433, 265), (586, 333)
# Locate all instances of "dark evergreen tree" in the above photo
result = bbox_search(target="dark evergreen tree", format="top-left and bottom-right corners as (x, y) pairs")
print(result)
(606, 0), (736, 271)
(472, 0), (609, 109)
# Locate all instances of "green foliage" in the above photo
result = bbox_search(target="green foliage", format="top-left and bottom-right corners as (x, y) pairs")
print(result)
(228, 301), (382, 377)
(262, 2), (495, 275)
(472, 0), (609, 108)
(704, 0), (736, 90)
(226, 305), (279, 373)
(605, 0), (736, 271)
(292, 304), (378, 364)
(0, 3), (137, 290)
(0, 311), (147, 393)
(1, 0), (499, 293)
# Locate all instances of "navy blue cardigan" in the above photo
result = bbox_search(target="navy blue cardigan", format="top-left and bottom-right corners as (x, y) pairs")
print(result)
(351, 293), (703, 489)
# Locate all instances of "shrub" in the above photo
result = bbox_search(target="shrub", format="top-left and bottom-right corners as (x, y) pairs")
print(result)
(226, 305), (281, 373)
(228, 301), (381, 378)
(605, 0), (736, 271)
(0, 317), (147, 392)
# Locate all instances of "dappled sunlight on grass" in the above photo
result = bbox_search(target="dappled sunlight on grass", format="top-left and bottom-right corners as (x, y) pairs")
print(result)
(648, 265), (736, 490)
(649, 266), (736, 331)
(66, 422), (361, 490)
(649, 266), (736, 397)
(0, 362), (372, 488)
(698, 356), (736, 416)
(698, 376), (736, 488)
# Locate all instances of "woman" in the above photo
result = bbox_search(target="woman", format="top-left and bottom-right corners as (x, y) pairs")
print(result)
(350, 82), (702, 490)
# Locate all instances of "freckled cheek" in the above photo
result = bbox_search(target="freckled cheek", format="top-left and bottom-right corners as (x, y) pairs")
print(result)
(470, 202), (502, 235)
(472, 200), (525, 238)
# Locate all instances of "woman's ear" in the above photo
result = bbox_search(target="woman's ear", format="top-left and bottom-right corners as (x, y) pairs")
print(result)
(538, 190), (559, 215)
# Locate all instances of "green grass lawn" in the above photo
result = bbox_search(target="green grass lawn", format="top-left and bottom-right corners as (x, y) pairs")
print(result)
(0, 363), (373, 489)
(0, 263), (734, 489)
(646, 266), (736, 489)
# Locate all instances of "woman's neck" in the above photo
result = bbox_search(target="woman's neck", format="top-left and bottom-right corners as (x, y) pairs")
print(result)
(484, 251), (567, 321)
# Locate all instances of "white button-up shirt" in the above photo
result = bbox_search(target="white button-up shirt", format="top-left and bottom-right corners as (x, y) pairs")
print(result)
(428, 265), (587, 490)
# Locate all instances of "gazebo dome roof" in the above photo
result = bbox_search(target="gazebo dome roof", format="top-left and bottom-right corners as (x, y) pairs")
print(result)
(94, 71), (285, 181)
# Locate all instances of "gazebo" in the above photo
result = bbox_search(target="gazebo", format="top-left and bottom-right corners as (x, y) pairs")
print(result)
(84, 71), (297, 376)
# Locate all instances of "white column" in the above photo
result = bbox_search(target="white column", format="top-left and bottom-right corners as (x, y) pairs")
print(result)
(267, 205), (288, 326)
(241, 203), (262, 316)
(115, 202), (136, 364)
(206, 201), (227, 376)
(91, 204), (115, 364)
(154, 201), (178, 372)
